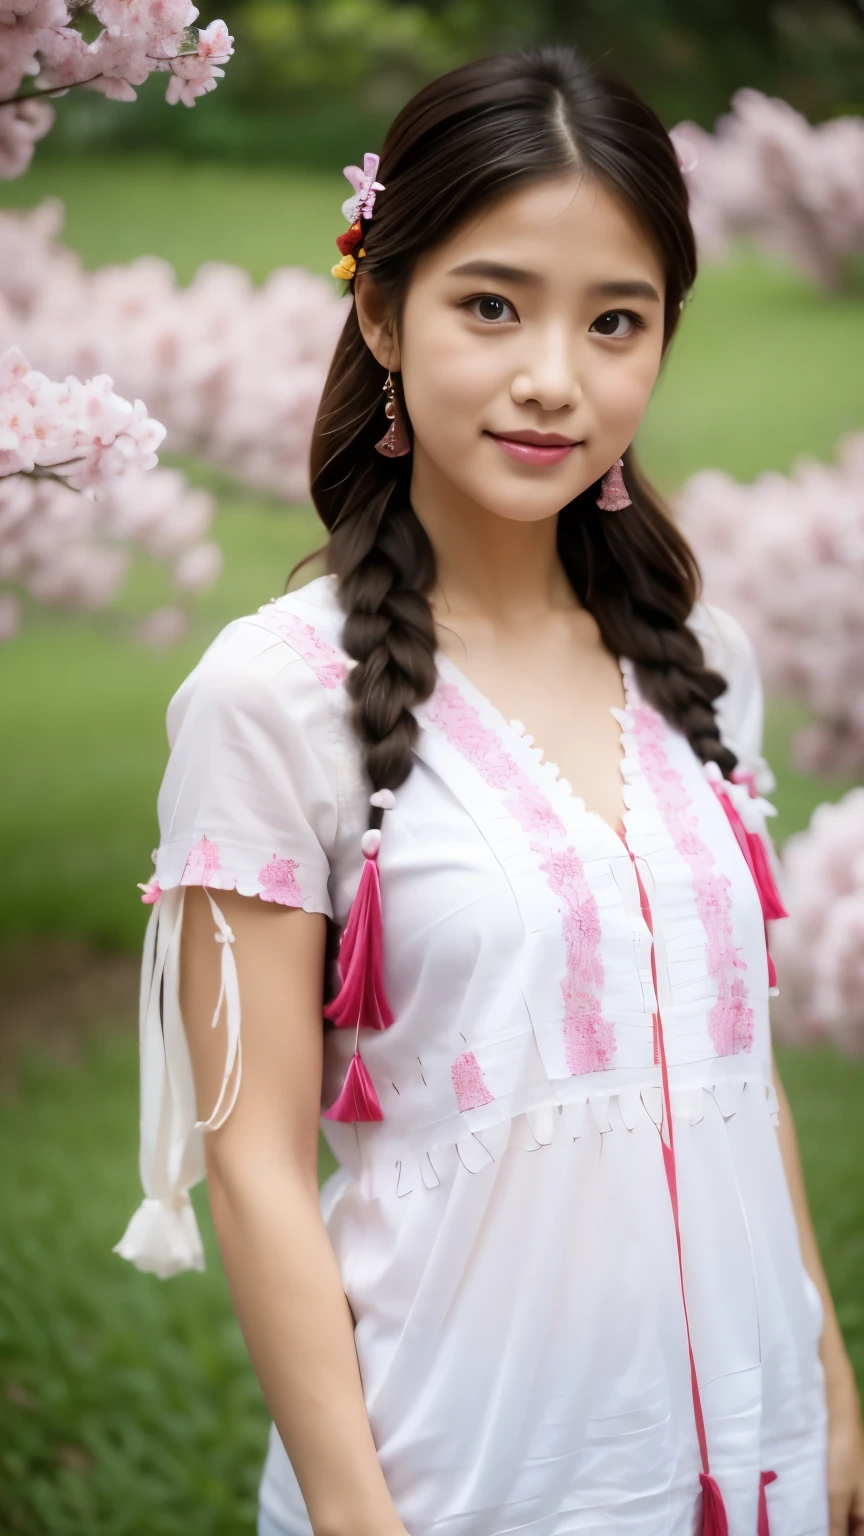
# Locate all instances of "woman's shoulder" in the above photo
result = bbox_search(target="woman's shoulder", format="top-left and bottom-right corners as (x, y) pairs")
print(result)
(166, 573), (348, 742)
(686, 597), (758, 681)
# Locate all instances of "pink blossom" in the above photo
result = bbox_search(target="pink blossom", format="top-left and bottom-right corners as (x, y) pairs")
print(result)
(137, 875), (162, 903)
(0, 202), (348, 501)
(91, 0), (197, 47)
(773, 790), (864, 1054)
(136, 603), (188, 646)
(172, 538), (221, 591)
(0, 462), (218, 640)
(676, 434), (864, 777)
(0, 100), (54, 180)
(0, 0), (233, 176)
(164, 50), (222, 106)
(672, 90), (864, 290)
(195, 17), (231, 62)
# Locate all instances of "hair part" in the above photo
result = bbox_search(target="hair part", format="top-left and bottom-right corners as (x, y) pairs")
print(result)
(299, 45), (737, 822)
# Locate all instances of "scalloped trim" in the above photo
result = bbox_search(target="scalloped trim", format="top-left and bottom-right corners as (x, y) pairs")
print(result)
(342, 1074), (780, 1200)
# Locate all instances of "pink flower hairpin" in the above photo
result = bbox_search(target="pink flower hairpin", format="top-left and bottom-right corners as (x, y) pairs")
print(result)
(341, 152), (385, 224)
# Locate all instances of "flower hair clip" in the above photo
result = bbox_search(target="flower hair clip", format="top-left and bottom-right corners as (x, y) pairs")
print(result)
(331, 152), (384, 281)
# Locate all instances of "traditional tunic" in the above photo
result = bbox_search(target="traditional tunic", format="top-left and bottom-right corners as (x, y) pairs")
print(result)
(117, 572), (828, 1536)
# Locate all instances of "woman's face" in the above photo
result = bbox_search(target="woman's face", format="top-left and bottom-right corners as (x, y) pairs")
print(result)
(372, 173), (667, 524)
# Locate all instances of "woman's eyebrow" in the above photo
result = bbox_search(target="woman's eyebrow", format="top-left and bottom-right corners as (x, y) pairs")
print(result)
(448, 260), (540, 285)
(587, 279), (661, 302)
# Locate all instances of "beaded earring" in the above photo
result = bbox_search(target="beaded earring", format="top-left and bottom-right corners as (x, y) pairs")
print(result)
(375, 371), (411, 458)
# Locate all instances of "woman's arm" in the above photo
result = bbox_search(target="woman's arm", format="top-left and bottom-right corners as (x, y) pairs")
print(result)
(180, 885), (408, 1536)
(772, 1051), (864, 1535)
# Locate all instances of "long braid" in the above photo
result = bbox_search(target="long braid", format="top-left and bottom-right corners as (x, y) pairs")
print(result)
(308, 315), (439, 823)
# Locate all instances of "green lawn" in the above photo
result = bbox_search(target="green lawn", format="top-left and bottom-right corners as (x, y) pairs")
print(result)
(1, 157), (862, 1534)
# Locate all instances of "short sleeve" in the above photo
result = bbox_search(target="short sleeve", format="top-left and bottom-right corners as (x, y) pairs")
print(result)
(687, 600), (776, 796)
(152, 615), (339, 918)
(115, 613), (342, 1280)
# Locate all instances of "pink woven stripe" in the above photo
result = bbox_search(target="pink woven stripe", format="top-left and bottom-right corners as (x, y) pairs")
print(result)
(629, 704), (754, 1056)
(428, 683), (614, 1076)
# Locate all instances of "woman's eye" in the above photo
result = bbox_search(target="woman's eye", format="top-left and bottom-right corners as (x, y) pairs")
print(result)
(590, 310), (641, 338)
(466, 294), (517, 323)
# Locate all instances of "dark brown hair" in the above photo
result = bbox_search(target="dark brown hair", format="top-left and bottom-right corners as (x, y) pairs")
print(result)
(303, 45), (737, 820)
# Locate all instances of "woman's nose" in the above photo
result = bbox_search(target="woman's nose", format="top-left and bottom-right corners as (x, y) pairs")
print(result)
(510, 337), (581, 412)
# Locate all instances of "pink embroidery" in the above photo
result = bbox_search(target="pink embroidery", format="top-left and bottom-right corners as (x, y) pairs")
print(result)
(451, 1050), (494, 1111)
(428, 683), (615, 1076)
(181, 835), (223, 886)
(259, 609), (348, 690)
(630, 704), (754, 1056)
(257, 854), (303, 906)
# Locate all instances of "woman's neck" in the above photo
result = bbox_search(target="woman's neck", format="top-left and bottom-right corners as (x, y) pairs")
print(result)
(410, 447), (579, 629)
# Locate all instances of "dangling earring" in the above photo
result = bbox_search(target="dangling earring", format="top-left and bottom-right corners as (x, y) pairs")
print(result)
(375, 371), (411, 458)
(596, 457), (632, 511)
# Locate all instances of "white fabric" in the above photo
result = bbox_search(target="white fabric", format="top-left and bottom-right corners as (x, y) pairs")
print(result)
(117, 574), (828, 1535)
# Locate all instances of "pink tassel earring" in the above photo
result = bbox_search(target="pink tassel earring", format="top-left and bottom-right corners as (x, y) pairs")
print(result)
(375, 371), (411, 458)
(596, 457), (632, 511)
(322, 789), (396, 1123)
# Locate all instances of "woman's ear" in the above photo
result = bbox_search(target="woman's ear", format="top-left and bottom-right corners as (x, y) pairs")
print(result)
(354, 272), (402, 372)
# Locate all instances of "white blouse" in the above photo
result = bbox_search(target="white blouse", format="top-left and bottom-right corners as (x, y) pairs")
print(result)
(116, 573), (828, 1536)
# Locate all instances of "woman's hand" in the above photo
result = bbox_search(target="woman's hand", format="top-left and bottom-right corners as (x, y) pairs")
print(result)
(826, 1353), (864, 1535)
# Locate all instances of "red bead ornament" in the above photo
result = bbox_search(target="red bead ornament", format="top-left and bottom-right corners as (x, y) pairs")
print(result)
(335, 220), (364, 256)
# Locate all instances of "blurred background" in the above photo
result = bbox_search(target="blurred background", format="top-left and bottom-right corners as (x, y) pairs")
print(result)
(1, 2), (864, 1531)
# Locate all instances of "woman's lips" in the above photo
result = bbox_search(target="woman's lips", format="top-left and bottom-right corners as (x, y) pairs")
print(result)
(486, 430), (580, 466)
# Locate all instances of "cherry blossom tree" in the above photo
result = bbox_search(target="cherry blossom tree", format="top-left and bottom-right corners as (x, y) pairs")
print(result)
(772, 790), (864, 1054)
(676, 434), (864, 778)
(0, 200), (349, 502)
(0, 0), (234, 178)
(671, 89), (864, 290)
(0, 342), (221, 640)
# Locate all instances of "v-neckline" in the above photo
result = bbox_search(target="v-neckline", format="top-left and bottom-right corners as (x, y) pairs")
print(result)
(431, 647), (636, 846)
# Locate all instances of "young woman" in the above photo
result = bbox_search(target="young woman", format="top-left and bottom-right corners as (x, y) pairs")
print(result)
(116, 46), (864, 1536)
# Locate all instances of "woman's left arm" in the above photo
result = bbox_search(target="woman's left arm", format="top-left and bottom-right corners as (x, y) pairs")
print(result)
(772, 1050), (864, 1535)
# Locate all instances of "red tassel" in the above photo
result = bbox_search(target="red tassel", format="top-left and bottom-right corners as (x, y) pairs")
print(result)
(757, 1470), (777, 1535)
(699, 1473), (729, 1535)
(322, 1049), (383, 1122)
(324, 847), (394, 1032)
(745, 831), (788, 920)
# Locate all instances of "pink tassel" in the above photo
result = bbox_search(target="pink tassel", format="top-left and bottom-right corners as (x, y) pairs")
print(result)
(757, 1470), (777, 1535)
(699, 1473), (729, 1535)
(710, 784), (788, 924)
(324, 840), (394, 1032)
(595, 457), (632, 511)
(322, 1049), (383, 1122)
(745, 831), (788, 920)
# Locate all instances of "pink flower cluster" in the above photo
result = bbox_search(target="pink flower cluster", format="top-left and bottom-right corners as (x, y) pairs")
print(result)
(771, 790), (864, 1055)
(672, 89), (864, 290)
(0, 342), (165, 487)
(0, 0), (234, 177)
(676, 435), (864, 778)
(0, 457), (221, 641)
(0, 201), (349, 502)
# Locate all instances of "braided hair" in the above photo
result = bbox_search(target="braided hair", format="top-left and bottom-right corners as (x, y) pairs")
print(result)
(305, 45), (737, 820)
